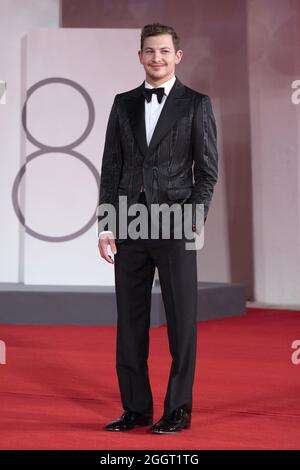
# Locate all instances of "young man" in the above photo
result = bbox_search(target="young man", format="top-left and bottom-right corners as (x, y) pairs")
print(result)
(97, 23), (218, 434)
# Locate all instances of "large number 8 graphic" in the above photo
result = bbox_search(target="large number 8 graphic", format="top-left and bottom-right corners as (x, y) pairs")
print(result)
(12, 77), (99, 242)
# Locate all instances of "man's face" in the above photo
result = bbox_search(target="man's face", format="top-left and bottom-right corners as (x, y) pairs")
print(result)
(138, 34), (183, 85)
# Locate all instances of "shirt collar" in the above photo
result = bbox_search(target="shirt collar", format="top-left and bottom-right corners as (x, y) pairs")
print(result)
(144, 75), (176, 96)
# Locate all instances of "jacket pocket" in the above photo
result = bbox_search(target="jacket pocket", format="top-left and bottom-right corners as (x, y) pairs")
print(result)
(117, 187), (128, 195)
(167, 186), (193, 201)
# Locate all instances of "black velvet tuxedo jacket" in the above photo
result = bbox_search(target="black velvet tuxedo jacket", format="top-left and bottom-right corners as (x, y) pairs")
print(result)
(97, 76), (218, 235)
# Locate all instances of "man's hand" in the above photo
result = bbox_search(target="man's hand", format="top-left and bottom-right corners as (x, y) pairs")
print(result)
(98, 231), (117, 264)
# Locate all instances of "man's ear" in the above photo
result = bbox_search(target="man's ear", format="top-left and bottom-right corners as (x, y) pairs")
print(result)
(175, 49), (183, 65)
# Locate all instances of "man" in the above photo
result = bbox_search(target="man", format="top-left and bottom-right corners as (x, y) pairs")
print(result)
(97, 23), (218, 434)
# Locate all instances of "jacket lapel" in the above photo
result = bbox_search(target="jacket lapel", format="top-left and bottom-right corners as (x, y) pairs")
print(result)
(125, 77), (191, 158)
(126, 90), (149, 158)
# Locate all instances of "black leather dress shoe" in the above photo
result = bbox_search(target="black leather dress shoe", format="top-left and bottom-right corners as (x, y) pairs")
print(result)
(104, 410), (153, 431)
(150, 407), (191, 434)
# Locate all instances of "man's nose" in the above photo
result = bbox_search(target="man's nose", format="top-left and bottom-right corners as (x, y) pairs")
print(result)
(153, 52), (162, 61)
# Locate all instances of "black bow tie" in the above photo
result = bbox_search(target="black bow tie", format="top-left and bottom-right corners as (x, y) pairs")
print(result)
(142, 87), (165, 104)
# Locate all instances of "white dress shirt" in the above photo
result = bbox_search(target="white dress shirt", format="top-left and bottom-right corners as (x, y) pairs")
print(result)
(144, 74), (176, 146)
(99, 75), (176, 238)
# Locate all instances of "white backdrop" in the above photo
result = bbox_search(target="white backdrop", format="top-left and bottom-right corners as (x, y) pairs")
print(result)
(20, 28), (143, 285)
(0, 0), (60, 283)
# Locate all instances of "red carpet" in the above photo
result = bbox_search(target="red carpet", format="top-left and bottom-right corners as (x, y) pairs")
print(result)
(0, 308), (300, 450)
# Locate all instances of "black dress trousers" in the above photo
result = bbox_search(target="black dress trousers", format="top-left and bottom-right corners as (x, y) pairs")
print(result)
(113, 192), (198, 415)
